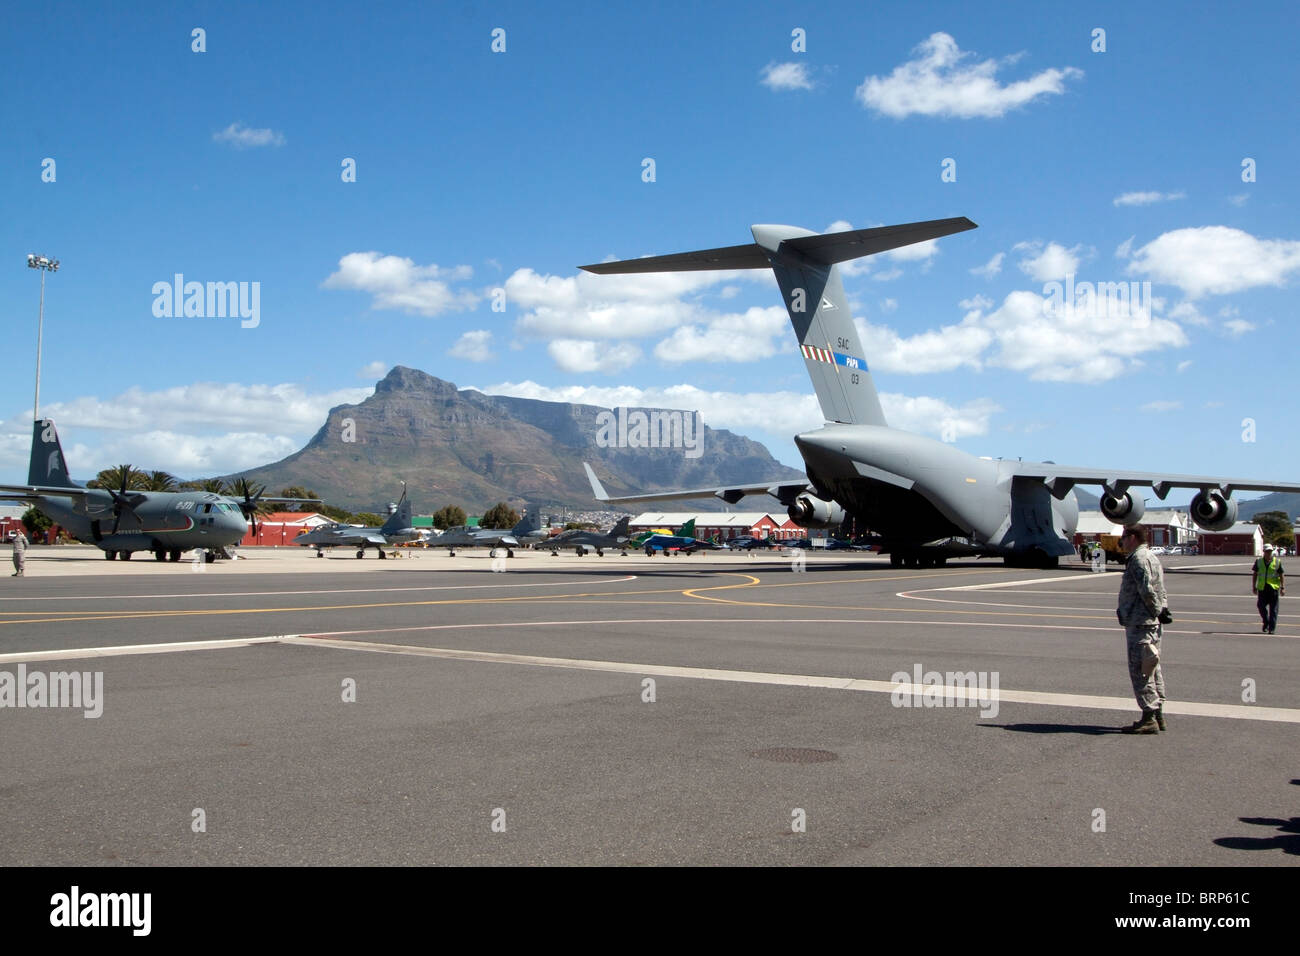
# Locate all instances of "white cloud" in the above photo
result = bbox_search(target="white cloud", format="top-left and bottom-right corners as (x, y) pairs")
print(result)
(1223, 319), (1256, 336)
(1015, 241), (1085, 282)
(979, 288), (1187, 382)
(970, 252), (1004, 278)
(1115, 236), (1135, 259)
(323, 252), (479, 316)
(856, 32), (1082, 119)
(505, 266), (757, 340)
(853, 316), (991, 374)
(1126, 226), (1300, 298)
(477, 381), (998, 442)
(359, 361), (387, 379)
(1169, 301), (1209, 327)
(878, 298), (899, 314)
(760, 61), (813, 91)
(1176, 360), (1193, 373)
(872, 267), (903, 282)
(958, 294), (993, 311)
(1113, 191), (1186, 207)
(1228, 194), (1250, 207)
(546, 340), (642, 374)
(1140, 400), (1182, 412)
(0, 382), (374, 480)
(212, 122), (285, 149)
(653, 307), (791, 363)
(448, 330), (494, 362)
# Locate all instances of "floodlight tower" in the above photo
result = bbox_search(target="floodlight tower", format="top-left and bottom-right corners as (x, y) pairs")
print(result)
(26, 254), (59, 421)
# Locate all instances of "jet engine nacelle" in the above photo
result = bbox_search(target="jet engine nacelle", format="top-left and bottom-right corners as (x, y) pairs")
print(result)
(788, 495), (846, 529)
(1189, 490), (1237, 532)
(1100, 490), (1145, 525)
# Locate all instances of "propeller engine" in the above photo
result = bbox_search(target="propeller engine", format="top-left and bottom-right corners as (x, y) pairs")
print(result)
(232, 477), (267, 536)
(1189, 490), (1237, 532)
(104, 464), (146, 534)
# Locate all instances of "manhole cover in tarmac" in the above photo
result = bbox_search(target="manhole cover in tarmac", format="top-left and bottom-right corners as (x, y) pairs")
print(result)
(750, 747), (839, 764)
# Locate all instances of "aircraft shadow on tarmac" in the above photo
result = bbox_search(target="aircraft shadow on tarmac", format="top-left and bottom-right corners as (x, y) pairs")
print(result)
(1212, 779), (1300, 856)
(980, 722), (1124, 736)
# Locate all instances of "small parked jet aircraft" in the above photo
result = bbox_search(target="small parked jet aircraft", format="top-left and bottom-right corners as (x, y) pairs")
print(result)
(426, 509), (547, 557)
(0, 419), (315, 562)
(580, 217), (1300, 567)
(544, 516), (631, 556)
(295, 483), (423, 558)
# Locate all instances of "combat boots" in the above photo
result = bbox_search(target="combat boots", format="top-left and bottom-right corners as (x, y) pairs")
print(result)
(1121, 712), (1160, 734)
(1154, 707), (1166, 731)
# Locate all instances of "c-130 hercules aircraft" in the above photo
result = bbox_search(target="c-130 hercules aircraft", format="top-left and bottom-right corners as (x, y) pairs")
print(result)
(581, 217), (1300, 568)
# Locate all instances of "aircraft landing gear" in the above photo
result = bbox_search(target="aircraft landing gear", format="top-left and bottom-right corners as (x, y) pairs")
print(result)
(596, 549), (604, 557)
(316, 550), (325, 558)
(153, 550), (166, 562)
(575, 547), (585, 557)
(889, 553), (902, 568)
(356, 549), (365, 559)
(506, 549), (515, 558)
(378, 550), (387, 560)
(105, 550), (116, 561)
(121, 551), (133, 560)
(169, 549), (181, 562)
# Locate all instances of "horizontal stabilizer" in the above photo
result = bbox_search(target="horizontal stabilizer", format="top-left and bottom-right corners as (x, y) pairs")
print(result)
(580, 243), (771, 274)
(578, 217), (977, 275)
(779, 217), (977, 265)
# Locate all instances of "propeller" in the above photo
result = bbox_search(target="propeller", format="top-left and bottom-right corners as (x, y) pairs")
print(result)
(105, 464), (145, 534)
(232, 477), (267, 536)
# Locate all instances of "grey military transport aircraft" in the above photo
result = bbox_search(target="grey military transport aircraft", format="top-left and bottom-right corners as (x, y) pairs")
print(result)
(543, 516), (632, 556)
(295, 483), (423, 558)
(426, 509), (547, 557)
(580, 217), (1300, 568)
(0, 419), (315, 562)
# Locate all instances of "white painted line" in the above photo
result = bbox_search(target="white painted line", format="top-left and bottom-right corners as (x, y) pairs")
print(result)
(0, 636), (285, 664)
(929, 574), (1098, 591)
(284, 635), (1300, 725)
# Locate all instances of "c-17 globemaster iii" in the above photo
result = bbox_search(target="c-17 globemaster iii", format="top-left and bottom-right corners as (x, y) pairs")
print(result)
(580, 217), (1300, 568)
(0, 419), (316, 562)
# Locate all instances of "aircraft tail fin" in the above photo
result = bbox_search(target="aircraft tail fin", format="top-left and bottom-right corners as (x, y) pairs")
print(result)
(28, 419), (76, 488)
(380, 483), (412, 533)
(580, 217), (976, 427)
(678, 518), (696, 538)
(609, 516), (630, 537)
(512, 508), (542, 536)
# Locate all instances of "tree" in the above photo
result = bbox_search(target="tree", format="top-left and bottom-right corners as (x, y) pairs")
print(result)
(141, 470), (178, 491)
(88, 465), (147, 490)
(352, 512), (385, 527)
(22, 507), (52, 539)
(432, 505), (467, 529)
(564, 521), (598, 531)
(1251, 510), (1295, 548)
(481, 502), (520, 529)
(179, 478), (232, 495)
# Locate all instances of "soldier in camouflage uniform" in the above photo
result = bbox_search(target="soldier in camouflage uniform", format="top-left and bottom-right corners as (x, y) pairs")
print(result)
(1116, 525), (1167, 734)
(11, 527), (28, 577)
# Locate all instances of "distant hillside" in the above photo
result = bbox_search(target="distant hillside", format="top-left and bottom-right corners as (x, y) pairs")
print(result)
(227, 366), (804, 514)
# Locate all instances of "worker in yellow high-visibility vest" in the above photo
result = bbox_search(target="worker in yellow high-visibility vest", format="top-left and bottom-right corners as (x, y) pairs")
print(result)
(1252, 544), (1286, 634)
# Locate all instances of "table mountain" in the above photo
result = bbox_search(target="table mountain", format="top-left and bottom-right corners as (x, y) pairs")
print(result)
(228, 366), (805, 514)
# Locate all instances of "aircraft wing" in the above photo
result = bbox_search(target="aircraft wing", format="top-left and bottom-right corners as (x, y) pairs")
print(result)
(0, 484), (90, 500)
(1008, 461), (1300, 500)
(583, 463), (812, 506)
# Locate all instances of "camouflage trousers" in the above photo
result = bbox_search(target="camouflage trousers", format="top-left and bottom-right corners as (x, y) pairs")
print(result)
(1125, 623), (1165, 712)
(11, 552), (23, 576)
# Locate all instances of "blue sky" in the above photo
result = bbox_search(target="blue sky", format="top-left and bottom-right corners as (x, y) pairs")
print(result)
(2, 1), (1298, 506)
